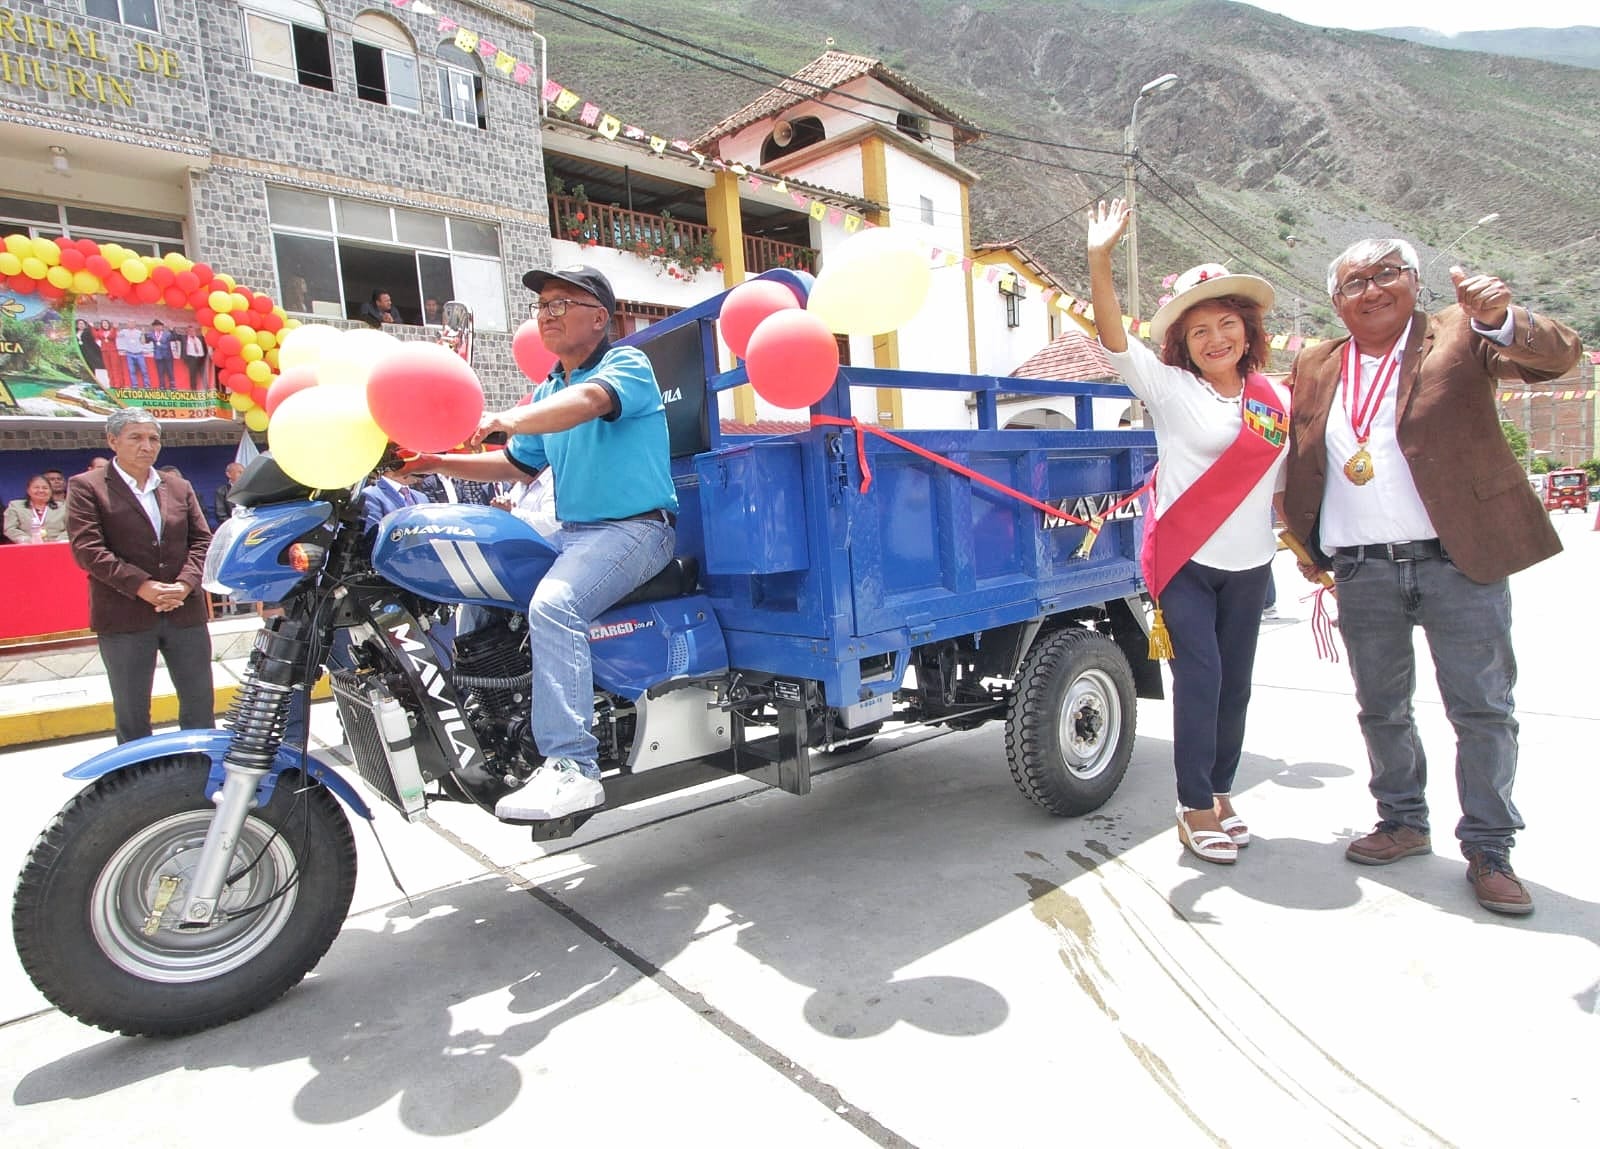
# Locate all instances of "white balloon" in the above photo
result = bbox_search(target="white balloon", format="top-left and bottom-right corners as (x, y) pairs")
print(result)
(315, 327), (403, 389)
(805, 227), (933, 336)
(275, 324), (343, 371)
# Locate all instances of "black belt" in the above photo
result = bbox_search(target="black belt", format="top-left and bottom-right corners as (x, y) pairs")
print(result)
(616, 508), (675, 527)
(1334, 539), (1445, 562)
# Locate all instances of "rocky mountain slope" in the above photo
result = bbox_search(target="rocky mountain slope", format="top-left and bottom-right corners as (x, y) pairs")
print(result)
(532, 0), (1600, 339)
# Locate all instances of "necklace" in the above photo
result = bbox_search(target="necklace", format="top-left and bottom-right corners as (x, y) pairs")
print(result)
(1339, 320), (1410, 486)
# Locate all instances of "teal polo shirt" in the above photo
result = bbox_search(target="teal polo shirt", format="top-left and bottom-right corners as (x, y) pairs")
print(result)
(506, 341), (678, 524)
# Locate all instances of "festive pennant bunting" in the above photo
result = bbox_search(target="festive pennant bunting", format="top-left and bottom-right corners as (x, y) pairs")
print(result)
(578, 102), (601, 127)
(542, 78), (563, 102)
(598, 114), (621, 141)
(1138, 321), (1151, 339)
(809, 200), (827, 221)
(553, 88), (580, 114)
(1270, 333), (1289, 350)
(494, 51), (515, 75)
(774, 179), (788, 195)
(477, 38), (498, 59)
(512, 61), (532, 85)
(649, 136), (668, 154)
(626, 126), (648, 140)
(438, 16), (456, 33)
(671, 140), (691, 153)
(843, 213), (861, 233)
(729, 163), (748, 176)
(453, 27), (477, 53)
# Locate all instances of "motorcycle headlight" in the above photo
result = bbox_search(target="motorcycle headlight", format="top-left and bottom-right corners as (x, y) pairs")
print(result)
(202, 514), (246, 596)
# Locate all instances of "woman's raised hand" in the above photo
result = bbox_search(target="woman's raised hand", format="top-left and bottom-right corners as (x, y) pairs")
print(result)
(1086, 198), (1132, 258)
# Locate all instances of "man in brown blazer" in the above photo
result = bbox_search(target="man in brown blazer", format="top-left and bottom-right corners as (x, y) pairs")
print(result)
(67, 409), (215, 744)
(1283, 237), (1582, 916)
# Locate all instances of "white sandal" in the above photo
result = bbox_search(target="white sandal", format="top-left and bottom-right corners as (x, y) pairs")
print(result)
(1213, 794), (1250, 847)
(1177, 806), (1237, 864)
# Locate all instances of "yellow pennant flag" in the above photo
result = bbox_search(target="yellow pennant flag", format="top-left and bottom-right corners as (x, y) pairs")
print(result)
(494, 51), (515, 75)
(553, 88), (580, 114)
(809, 200), (827, 220)
(598, 114), (621, 140)
(649, 136), (668, 154)
(843, 213), (862, 233)
(1270, 332), (1289, 350)
(1137, 320), (1152, 339)
(454, 28), (479, 54)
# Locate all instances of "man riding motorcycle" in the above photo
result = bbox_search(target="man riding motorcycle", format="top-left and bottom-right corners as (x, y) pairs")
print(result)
(400, 265), (677, 821)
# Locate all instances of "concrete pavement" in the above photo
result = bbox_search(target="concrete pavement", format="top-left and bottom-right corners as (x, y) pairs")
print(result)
(1, 509), (1596, 1147)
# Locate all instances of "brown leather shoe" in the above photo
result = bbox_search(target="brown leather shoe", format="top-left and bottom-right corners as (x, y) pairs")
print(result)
(1466, 850), (1534, 916)
(1345, 820), (1431, 865)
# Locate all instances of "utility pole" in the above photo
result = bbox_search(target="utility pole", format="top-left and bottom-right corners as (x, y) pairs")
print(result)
(1122, 73), (1177, 428)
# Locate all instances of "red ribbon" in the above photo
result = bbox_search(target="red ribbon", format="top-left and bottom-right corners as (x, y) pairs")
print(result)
(808, 415), (1150, 529)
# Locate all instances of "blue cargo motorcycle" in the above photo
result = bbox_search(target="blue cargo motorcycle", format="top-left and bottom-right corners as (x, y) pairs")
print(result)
(10, 453), (736, 1038)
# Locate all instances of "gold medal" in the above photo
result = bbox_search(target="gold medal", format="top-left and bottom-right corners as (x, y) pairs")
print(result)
(1343, 446), (1375, 485)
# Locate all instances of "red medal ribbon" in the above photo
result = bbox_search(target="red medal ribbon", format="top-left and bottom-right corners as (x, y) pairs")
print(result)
(1340, 318), (1411, 445)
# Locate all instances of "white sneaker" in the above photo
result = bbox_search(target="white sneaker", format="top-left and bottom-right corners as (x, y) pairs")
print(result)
(495, 758), (605, 821)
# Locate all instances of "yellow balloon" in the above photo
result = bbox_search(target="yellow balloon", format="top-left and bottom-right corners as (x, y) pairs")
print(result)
(102, 245), (128, 269)
(283, 318), (301, 331)
(208, 289), (233, 313)
(163, 251), (191, 272)
(214, 272), (236, 290)
(256, 330), (278, 350)
(229, 392), (253, 412)
(120, 259), (149, 284)
(268, 385), (388, 489)
(276, 324), (342, 370)
(265, 348), (280, 369)
(233, 324), (257, 344)
(805, 228), (933, 336)
(71, 269), (102, 294)
(241, 343), (264, 362)
(3, 234), (31, 258)
(245, 359), (273, 385)
(0, 252), (21, 276)
(20, 257), (47, 280)
(212, 312), (237, 334)
(30, 237), (61, 266)
(46, 265), (73, 289)
(244, 406), (270, 432)
(315, 327), (401, 388)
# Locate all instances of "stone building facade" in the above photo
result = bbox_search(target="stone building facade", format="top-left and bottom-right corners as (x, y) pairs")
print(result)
(1, 0), (553, 415)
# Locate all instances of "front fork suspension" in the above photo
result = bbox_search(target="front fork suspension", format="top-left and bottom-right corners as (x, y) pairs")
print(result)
(176, 617), (312, 927)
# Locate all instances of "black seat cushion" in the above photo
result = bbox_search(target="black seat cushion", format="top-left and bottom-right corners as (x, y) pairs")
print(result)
(614, 556), (700, 607)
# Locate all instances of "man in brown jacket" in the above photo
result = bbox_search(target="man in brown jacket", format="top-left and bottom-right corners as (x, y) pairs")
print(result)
(1283, 238), (1582, 916)
(67, 409), (215, 743)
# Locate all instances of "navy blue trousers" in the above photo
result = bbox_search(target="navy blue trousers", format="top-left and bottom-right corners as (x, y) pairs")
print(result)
(1161, 559), (1272, 810)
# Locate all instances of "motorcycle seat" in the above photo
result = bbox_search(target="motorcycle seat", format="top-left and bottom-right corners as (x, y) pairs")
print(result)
(615, 556), (700, 606)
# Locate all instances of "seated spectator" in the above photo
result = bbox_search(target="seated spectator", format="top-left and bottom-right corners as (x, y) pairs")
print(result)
(5, 475), (70, 543)
(41, 469), (68, 501)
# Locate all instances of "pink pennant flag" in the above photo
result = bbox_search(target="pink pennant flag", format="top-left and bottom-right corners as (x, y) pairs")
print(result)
(790, 191), (808, 207)
(827, 208), (843, 225)
(1286, 335), (1304, 352)
(438, 16), (457, 33)
(578, 102), (600, 126)
(624, 125), (647, 140)
(985, 267), (1001, 284)
(930, 247), (944, 262)
(961, 258), (972, 272)
(542, 78), (563, 102)
(1041, 288), (1058, 303)
(747, 174), (764, 188)
(477, 38), (498, 59)
(671, 140), (691, 153)
(512, 61), (533, 85)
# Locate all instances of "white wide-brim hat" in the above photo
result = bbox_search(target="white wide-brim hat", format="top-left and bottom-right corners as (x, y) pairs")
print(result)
(1148, 263), (1275, 343)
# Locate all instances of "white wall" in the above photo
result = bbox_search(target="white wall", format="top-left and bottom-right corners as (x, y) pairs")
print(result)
(550, 237), (722, 313)
(718, 76), (960, 171)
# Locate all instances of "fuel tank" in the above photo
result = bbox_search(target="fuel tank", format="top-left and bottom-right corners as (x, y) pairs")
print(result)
(372, 503), (555, 609)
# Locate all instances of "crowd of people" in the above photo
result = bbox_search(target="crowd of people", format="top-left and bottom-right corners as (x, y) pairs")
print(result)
(76, 318), (208, 392)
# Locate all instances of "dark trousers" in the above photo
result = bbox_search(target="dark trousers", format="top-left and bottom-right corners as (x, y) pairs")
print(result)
(98, 619), (215, 744)
(1161, 559), (1272, 809)
(153, 355), (176, 389)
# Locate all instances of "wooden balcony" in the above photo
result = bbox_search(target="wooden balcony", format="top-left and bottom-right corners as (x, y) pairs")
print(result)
(548, 195), (716, 267)
(744, 235), (818, 274)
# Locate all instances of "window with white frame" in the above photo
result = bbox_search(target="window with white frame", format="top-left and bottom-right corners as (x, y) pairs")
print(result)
(352, 11), (420, 112)
(266, 186), (507, 330)
(437, 39), (487, 129)
(242, 0), (334, 92)
(0, 196), (187, 257)
(84, 0), (159, 32)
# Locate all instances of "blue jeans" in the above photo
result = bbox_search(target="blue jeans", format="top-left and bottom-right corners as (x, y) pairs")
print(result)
(126, 354), (150, 388)
(1331, 548), (1523, 855)
(529, 519), (674, 778)
(1160, 560), (1272, 810)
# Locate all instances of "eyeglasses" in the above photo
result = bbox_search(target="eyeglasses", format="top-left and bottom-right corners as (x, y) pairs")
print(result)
(1335, 265), (1414, 298)
(529, 298), (605, 319)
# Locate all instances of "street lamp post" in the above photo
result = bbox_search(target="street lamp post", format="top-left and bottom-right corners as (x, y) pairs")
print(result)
(1421, 212), (1500, 298)
(1123, 73), (1179, 328)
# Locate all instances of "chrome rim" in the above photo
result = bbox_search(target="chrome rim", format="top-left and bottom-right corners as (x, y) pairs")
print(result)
(1055, 668), (1122, 780)
(90, 810), (299, 984)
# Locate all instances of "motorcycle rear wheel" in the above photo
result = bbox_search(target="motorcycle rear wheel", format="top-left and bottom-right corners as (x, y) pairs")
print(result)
(12, 755), (357, 1037)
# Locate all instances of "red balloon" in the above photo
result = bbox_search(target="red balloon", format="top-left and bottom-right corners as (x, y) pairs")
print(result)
(175, 270), (199, 293)
(150, 265), (175, 288)
(223, 355), (248, 375)
(195, 307), (216, 327)
(40, 284), (66, 304)
(103, 271), (130, 297)
(251, 385), (271, 408)
(163, 286), (188, 308)
(73, 237), (100, 256)
(58, 248), (86, 273)
(10, 274), (36, 295)
(257, 312), (284, 333)
(217, 334), (242, 358)
(134, 280), (162, 304)
(718, 279), (803, 359)
(225, 372), (252, 394)
(511, 319), (558, 382)
(366, 342), (485, 452)
(190, 262), (213, 283)
(85, 254), (111, 278)
(263, 364), (320, 416)
(745, 310), (839, 410)
(250, 293), (274, 314)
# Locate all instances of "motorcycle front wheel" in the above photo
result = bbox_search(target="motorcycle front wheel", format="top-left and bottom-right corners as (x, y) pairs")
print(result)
(12, 754), (357, 1037)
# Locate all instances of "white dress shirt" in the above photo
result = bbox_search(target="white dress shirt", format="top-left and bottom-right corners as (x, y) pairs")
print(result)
(1320, 312), (1514, 548)
(113, 460), (163, 541)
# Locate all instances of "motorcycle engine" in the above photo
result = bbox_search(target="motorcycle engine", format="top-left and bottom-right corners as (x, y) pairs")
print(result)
(452, 615), (533, 774)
